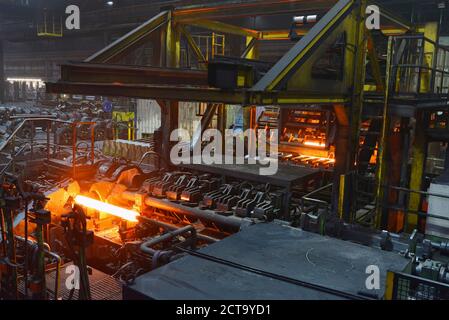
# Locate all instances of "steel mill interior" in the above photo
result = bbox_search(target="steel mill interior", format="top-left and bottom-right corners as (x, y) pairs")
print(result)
(0, 0), (449, 301)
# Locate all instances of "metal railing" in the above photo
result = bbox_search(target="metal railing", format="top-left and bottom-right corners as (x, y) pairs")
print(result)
(0, 118), (97, 178)
(391, 34), (449, 96)
(299, 183), (333, 216)
(379, 185), (449, 233)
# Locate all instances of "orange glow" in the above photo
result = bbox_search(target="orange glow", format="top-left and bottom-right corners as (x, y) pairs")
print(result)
(293, 154), (335, 163)
(74, 195), (140, 222)
(304, 141), (326, 148)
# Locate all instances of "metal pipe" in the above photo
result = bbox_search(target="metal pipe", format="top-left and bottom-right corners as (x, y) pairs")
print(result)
(138, 215), (219, 243)
(140, 225), (196, 256)
(121, 191), (244, 230)
(301, 183), (333, 200)
(9, 115), (57, 119)
(145, 195), (244, 230)
(301, 197), (329, 206)
(387, 185), (449, 199)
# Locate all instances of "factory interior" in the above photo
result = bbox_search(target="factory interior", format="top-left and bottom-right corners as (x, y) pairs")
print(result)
(0, 0), (449, 302)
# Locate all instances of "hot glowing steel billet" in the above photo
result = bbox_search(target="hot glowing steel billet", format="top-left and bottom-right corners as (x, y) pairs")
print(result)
(74, 195), (139, 222)
(304, 141), (326, 148)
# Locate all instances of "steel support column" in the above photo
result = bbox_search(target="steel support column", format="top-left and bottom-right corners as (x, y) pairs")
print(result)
(375, 37), (393, 229)
(407, 111), (427, 232)
(367, 32), (385, 92)
(333, 125), (351, 221)
(217, 104), (227, 147)
(161, 11), (181, 164)
(348, 0), (368, 174)
(242, 37), (259, 60)
(165, 11), (181, 69)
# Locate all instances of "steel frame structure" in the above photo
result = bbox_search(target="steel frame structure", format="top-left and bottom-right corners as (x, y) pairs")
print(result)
(45, 0), (446, 233)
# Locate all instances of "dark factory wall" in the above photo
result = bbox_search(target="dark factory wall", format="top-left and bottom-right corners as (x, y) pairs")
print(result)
(1, 0), (448, 81)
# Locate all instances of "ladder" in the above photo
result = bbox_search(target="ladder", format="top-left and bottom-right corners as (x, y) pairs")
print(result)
(353, 96), (385, 227)
(353, 38), (393, 228)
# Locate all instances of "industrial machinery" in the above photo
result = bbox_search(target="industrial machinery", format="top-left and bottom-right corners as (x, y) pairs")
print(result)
(1, 0), (449, 301)
(257, 107), (337, 169)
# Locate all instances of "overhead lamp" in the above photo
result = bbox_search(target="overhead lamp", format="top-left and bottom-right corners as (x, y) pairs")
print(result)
(293, 15), (318, 25)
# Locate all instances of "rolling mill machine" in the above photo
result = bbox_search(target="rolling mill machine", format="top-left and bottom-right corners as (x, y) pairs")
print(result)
(0, 0), (449, 300)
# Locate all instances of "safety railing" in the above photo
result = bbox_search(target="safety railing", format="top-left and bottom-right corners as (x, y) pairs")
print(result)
(299, 183), (333, 216)
(391, 34), (449, 96)
(378, 185), (449, 233)
(0, 118), (97, 178)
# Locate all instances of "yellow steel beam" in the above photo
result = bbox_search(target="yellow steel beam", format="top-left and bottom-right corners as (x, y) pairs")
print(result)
(275, 97), (348, 104)
(338, 174), (346, 220)
(420, 22), (438, 93)
(364, 84), (378, 91)
(349, 0), (368, 174)
(86, 11), (168, 63)
(251, 93), (349, 105)
(407, 111), (427, 232)
(260, 30), (304, 41)
(252, 0), (355, 92)
(384, 271), (395, 300)
(381, 29), (409, 36)
(165, 12), (181, 68)
(179, 19), (260, 38)
(367, 31), (385, 92)
(375, 37), (392, 228)
(178, 24), (207, 69)
(242, 37), (258, 60)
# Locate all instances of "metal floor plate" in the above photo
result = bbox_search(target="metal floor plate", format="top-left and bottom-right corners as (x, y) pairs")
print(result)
(125, 223), (410, 300)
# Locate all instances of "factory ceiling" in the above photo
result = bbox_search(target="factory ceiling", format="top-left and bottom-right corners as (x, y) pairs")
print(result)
(0, 0), (448, 41)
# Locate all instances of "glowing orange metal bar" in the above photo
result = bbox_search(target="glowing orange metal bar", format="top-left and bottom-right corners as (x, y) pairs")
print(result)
(74, 195), (140, 222)
(304, 141), (326, 148)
